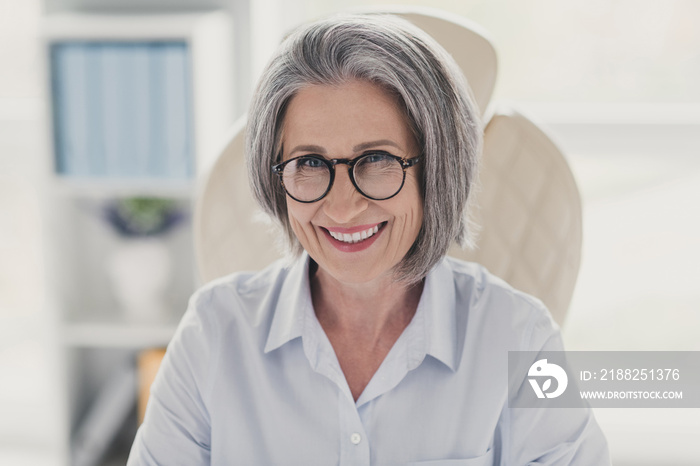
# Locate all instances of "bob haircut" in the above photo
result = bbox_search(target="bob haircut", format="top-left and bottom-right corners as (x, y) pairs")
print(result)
(246, 13), (482, 284)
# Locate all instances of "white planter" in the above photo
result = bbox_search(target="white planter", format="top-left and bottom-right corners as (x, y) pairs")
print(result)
(107, 237), (171, 323)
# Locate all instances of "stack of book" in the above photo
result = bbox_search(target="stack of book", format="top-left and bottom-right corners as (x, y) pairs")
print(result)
(51, 41), (194, 179)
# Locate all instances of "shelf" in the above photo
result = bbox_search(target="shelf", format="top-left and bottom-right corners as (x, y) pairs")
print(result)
(42, 11), (224, 41)
(61, 321), (178, 348)
(52, 177), (195, 198)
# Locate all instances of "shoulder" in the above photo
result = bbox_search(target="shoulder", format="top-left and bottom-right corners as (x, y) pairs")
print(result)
(442, 256), (560, 351)
(176, 257), (296, 344)
(193, 258), (292, 311)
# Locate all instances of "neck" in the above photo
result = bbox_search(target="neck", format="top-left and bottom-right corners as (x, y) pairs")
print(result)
(310, 262), (423, 342)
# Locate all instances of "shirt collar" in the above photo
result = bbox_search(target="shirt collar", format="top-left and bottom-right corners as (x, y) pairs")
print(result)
(264, 253), (459, 373)
(419, 257), (458, 372)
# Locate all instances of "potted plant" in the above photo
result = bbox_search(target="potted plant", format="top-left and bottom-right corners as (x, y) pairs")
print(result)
(104, 197), (185, 323)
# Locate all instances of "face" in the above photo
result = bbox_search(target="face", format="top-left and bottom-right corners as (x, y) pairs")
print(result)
(280, 79), (423, 285)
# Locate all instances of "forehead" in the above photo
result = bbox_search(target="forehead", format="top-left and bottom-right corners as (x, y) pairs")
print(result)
(281, 80), (415, 156)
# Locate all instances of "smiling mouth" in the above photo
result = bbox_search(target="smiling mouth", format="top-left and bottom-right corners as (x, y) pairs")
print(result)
(326, 222), (386, 244)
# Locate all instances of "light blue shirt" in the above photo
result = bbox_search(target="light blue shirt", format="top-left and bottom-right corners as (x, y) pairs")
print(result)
(128, 253), (610, 465)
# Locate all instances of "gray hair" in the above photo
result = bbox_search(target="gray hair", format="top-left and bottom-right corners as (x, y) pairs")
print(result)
(246, 13), (482, 283)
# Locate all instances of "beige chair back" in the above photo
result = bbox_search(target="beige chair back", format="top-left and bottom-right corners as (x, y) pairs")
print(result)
(370, 6), (497, 117)
(447, 109), (582, 325)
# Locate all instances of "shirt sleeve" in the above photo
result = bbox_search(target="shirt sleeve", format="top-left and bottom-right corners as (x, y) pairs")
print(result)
(127, 293), (214, 466)
(505, 307), (612, 466)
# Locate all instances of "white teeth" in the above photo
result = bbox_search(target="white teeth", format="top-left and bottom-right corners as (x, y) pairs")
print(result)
(329, 224), (382, 244)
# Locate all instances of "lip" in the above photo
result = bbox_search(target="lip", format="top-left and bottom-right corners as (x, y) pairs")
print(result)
(321, 222), (386, 253)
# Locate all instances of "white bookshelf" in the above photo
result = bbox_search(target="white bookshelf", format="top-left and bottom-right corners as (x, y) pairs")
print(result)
(61, 321), (179, 348)
(52, 178), (195, 197)
(40, 10), (234, 466)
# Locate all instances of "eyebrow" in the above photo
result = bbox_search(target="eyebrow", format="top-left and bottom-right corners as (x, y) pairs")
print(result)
(353, 139), (402, 152)
(287, 139), (402, 157)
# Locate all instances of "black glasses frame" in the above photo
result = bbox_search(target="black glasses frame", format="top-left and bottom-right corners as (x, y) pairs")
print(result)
(272, 152), (422, 203)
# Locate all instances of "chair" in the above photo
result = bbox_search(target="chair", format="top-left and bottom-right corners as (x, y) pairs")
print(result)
(193, 7), (582, 327)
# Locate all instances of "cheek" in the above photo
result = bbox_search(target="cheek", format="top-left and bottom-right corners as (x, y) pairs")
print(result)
(404, 175), (424, 229)
(408, 201), (424, 240)
(286, 201), (318, 243)
(389, 177), (424, 245)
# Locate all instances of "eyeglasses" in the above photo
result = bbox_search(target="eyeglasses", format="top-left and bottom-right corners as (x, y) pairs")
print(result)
(272, 151), (422, 203)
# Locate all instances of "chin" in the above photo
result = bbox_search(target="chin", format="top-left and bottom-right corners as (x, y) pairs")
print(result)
(314, 257), (393, 286)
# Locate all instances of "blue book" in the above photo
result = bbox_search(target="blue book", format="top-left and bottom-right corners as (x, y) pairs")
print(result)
(162, 43), (192, 179)
(50, 44), (68, 174)
(84, 43), (106, 176)
(148, 44), (167, 178)
(53, 43), (90, 176)
(130, 44), (152, 178)
(100, 44), (124, 177)
(113, 43), (143, 178)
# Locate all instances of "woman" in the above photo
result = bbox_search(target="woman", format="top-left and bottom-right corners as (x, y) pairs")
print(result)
(129, 14), (610, 465)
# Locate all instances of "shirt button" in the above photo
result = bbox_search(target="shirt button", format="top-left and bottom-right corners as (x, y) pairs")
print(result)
(350, 433), (362, 445)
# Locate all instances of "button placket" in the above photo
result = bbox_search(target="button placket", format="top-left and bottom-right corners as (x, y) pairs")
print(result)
(338, 390), (370, 465)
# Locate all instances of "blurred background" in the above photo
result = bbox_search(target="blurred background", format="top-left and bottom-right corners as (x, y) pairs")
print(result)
(1, 0), (698, 464)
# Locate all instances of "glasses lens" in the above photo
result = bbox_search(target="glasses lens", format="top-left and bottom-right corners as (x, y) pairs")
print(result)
(282, 156), (331, 201)
(354, 153), (405, 199)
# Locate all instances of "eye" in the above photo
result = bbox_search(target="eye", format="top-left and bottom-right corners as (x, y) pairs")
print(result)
(358, 152), (398, 171)
(363, 152), (393, 164)
(296, 156), (326, 169)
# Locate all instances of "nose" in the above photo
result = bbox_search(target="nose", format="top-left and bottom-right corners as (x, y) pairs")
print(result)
(322, 165), (369, 224)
